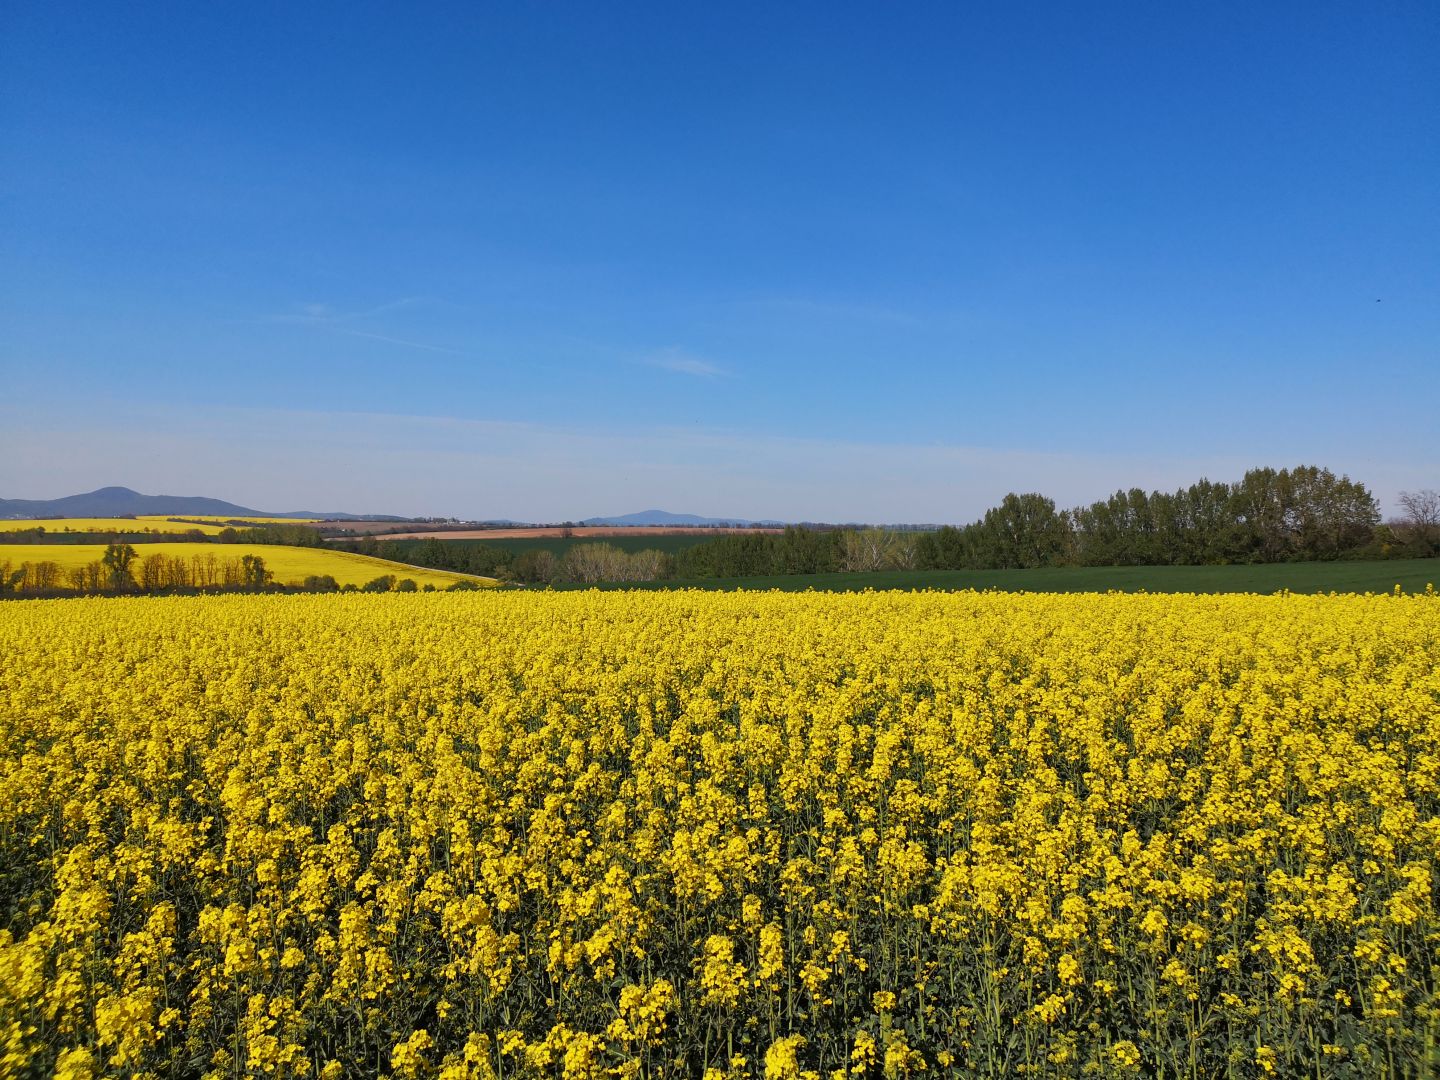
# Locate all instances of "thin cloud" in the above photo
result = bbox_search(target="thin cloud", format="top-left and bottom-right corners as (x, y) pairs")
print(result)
(642, 348), (728, 378)
(338, 329), (459, 354)
(276, 297), (433, 325)
(267, 297), (457, 354)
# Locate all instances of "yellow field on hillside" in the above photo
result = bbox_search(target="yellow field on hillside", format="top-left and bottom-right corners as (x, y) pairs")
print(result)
(1, 590), (1436, 1077)
(137, 514), (321, 523)
(0, 542), (491, 589)
(0, 517), (230, 535)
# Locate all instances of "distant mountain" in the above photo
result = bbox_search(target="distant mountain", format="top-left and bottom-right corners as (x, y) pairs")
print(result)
(581, 509), (787, 527)
(0, 486), (394, 521)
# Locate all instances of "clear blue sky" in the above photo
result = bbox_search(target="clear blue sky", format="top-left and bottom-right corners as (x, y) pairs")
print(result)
(2, 2), (1436, 520)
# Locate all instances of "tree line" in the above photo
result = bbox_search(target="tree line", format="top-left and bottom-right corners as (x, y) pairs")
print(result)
(679, 467), (1429, 577)
(1, 544), (274, 596)
(0, 522), (326, 546)
(347, 539), (678, 585)
(358, 466), (1436, 584)
(0, 543), (477, 597)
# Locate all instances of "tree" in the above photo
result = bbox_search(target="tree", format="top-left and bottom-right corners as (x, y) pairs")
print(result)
(1398, 489), (1440, 551)
(101, 543), (138, 590)
(840, 529), (892, 572)
(628, 549), (674, 581)
(976, 494), (1071, 569)
(362, 574), (397, 592)
(1281, 465), (1380, 559)
(413, 539), (452, 569)
(240, 554), (272, 588)
(1230, 468), (1288, 561)
(509, 550), (558, 584)
(563, 544), (621, 583)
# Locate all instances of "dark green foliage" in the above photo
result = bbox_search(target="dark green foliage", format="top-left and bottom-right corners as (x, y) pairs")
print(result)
(239, 554), (272, 588)
(673, 527), (844, 577)
(301, 574), (340, 592)
(973, 492), (1071, 569)
(0, 527), (213, 545)
(1070, 466), (1381, 566)
(361, 574), (398, 592)
(508, 549), (558, 584)
(216, 524), (326, 547)
(101, 543), (138, 589)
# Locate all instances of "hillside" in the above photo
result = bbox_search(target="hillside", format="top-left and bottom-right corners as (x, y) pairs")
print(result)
(0, 543), (494, 590)
(0, 486), (395, 521)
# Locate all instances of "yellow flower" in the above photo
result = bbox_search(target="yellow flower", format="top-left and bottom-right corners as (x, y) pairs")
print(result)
(1112, 1040), (1142, 1069)
(765, 1035), (807, 1080)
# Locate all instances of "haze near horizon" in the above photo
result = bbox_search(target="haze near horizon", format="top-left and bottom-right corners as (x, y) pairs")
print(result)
(2, 2), (1436, 521)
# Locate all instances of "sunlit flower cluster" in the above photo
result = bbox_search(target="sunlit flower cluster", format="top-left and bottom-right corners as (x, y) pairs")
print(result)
(1, 588), (1437, 1077)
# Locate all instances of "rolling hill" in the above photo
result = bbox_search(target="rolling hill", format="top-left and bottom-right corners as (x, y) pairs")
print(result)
(0, 542), (493, 590)
(0, 486), (397, 521)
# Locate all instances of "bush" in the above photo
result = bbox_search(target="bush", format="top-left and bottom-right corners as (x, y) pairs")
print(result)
(361, 575), (397, 593)
(395, 578), (418, 592)
(301, 575), (340, 592)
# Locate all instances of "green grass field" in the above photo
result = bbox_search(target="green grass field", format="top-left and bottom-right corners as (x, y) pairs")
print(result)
(546, 558), (1439, 594)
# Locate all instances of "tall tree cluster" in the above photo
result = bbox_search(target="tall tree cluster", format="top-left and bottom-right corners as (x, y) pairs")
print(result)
(918, 465), (1382, 570)
(672, 465), (1395, 578)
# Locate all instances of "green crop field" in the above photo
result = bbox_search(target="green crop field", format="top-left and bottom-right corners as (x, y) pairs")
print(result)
(546, 557), (1439, 594)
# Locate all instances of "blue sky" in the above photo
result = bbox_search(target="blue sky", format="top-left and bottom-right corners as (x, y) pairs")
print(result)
(2, 2), (1436, 521)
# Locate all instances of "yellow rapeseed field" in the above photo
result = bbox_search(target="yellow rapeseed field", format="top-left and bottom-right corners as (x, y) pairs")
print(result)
(1, 590), (1437, 1078)
(1, 518), (231, 536)
(2, 516), (322, 535)
(0, 543), (489, 591)
(136, 515), (322, 524)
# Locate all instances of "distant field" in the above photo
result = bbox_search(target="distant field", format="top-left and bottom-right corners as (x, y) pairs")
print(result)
(0, 517), (230, 535)
(547, 558), (1440, 594)
(1, 515), (324, 535)
(138, 514), (320, 524)
(0, 543), (493, 589)
(314, 519), (435, 534)
(381, 534), (725, 559)
(358, 525), (784, 540)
